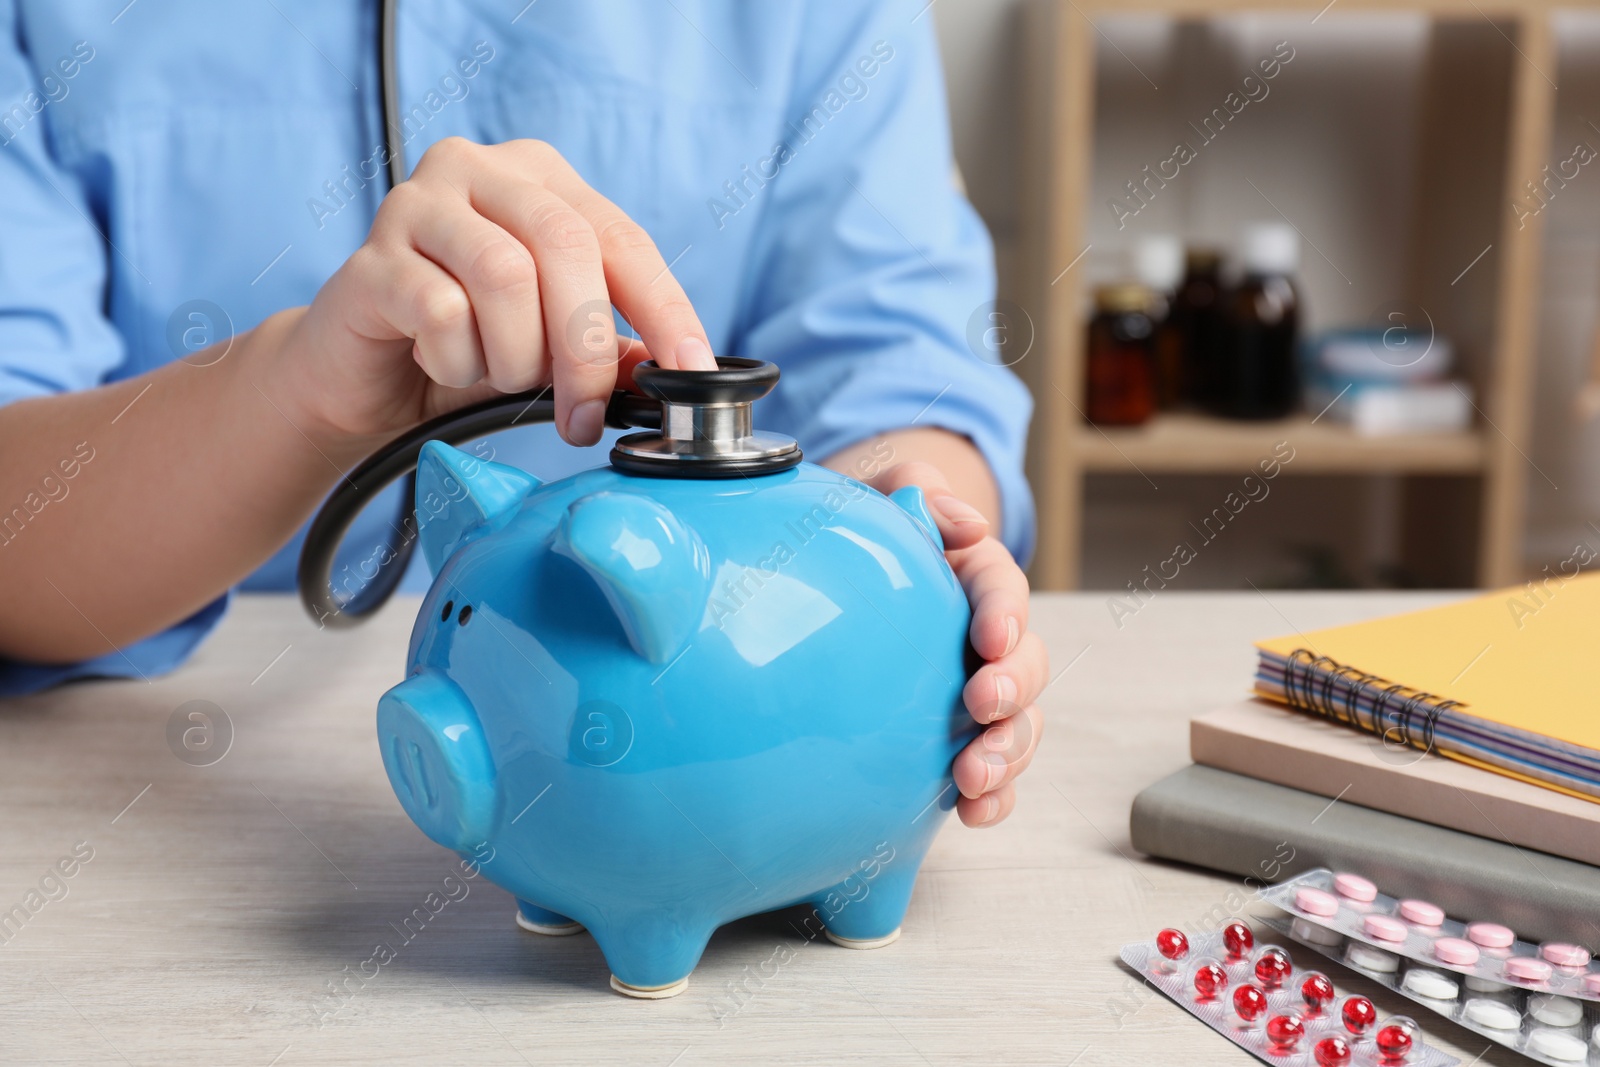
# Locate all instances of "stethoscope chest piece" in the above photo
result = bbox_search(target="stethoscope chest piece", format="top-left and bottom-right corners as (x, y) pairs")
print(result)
(610, 357), (801, 478)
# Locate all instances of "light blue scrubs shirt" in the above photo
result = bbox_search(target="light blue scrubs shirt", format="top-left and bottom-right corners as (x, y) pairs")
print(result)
(0, 0), (1033, 694)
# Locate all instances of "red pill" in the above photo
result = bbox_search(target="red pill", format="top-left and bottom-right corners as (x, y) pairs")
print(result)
(1314, 1036), (1352, 1067)
(1266, 1013), (1304, 1053)
(1376, 1022), (1414, 1063)
(1157, 928), (1190, 960)
(1223, 921), (1254, 959)
(1192, 959), (1228, 1001)
(1341, 995), (1377, 1035)
(1300, 972), (1336, 1014)
(1233, 983), (1268, 1022)
(1254, 946), (1293, 990)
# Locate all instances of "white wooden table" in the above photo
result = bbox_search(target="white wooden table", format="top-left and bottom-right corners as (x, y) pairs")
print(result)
(1, 590), (1525, 1066)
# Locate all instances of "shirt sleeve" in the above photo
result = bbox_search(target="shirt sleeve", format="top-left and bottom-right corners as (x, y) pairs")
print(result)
(0, 598), (229, 698)
(0, 5), (124, 405)
(0, 5), (228, 695)
(734, 1), (1036, 563)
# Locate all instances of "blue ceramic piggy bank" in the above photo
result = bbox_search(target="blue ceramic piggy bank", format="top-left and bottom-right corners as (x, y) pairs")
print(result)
(374, 361), (973, 998)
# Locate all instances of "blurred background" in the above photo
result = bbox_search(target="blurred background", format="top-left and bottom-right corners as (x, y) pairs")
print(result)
(931, 1), (1600, 592)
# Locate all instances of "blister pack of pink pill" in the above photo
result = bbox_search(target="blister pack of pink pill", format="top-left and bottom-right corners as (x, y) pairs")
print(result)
(1260, 869), (1600, 1066)
(1121, 923), (1460, 1067)
(1259, 868), (1600, 999)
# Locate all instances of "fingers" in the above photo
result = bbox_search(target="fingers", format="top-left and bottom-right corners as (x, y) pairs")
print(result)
(950, 536), (1030, 662)
(956, 635), (1046, 826)
(859, 458), (1041, 830)
(527, 145), (715, 372)
(928, 495), (991, 551)
(397, 186), (545, 394)
(964, 630), (1048, 724)
(615, 333), (657, 388)
(584, 204), (716, 372)
(348, 244), (484, 389)
(957, 782), (1016, 828)
(947, 530), (1042, 829)
(869, 461), (989, 551)
(477, 141), (712, 397)
(459, 167), (617, 444)
(380, 138), (717, 444)
(953, 703), (1041, 802)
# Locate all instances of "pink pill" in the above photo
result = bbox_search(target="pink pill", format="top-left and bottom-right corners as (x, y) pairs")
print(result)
(1466, 922), (1514, 948)
(1398, 899), (1444, 927)
(1584, 973), (1600, 995)
(1296, 887), (1340, 917)
(1504, 956), (1553, 982)
(1332, 873), (1377, 902)
(1541, 942), (1592, 968)
(1363, 915), (1409, 943)
(1433, 937), (1480, 966)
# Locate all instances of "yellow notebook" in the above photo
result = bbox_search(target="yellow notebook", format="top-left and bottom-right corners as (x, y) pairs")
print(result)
(1253, 573), (1600, 800)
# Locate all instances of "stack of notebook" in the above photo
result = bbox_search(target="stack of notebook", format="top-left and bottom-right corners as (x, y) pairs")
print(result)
(1130, 573), (1600, 940)
(1253, 575), (1600, 798)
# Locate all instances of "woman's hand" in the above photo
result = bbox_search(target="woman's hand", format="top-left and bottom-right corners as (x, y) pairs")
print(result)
(277, 137), (717, 451)
(864, 461), (1047, 828)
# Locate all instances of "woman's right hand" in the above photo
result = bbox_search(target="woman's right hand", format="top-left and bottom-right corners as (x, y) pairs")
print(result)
(274, 136), (717, 451)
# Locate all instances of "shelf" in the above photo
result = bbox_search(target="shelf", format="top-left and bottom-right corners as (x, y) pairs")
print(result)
(1019, 0), (1555, 587)
(1075, 413), (1487, 474)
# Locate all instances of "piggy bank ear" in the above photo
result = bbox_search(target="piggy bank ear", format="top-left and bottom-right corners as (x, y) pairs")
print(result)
(553, 492), (710, 664)
(415, 441), (540, 573)
(889, 485), (945, 551)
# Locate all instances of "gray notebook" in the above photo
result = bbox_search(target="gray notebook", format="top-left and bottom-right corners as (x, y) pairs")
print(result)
(1130, 764), (1600, 946)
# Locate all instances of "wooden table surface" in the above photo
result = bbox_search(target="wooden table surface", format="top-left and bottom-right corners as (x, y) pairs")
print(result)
(1, 589), (1528, 1066)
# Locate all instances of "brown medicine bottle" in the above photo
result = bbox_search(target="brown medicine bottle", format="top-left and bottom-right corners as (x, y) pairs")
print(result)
(1172, 248), (1224, 408)
(1085, 283), (1156, 426)
(1135, 236), (1186, 409)
(1214, 223), (1300, 420)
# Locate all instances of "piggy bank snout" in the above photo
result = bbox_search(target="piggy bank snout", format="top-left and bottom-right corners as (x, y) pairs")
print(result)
(377, 672), (499, 854)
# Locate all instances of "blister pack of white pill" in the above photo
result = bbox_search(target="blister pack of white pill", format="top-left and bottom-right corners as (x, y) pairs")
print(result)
(1259, 868), (1600, 1001)
(1121, 922), (1460, 1067)
(1265, 913), (1600, 1066)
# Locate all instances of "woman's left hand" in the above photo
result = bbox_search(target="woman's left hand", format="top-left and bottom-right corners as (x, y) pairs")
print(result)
(865, 462), (1047, 828)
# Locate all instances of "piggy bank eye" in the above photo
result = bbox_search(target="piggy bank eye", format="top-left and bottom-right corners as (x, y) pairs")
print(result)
(457, 605), (472, 626)
(439, 600), (454, 623)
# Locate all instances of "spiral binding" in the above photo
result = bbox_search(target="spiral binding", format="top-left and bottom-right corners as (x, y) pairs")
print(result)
(1278, 648), (1462, 757)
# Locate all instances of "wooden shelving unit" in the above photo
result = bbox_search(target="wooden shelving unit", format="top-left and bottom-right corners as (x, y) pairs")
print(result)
(1018, 0), (1569, 590)
(1076, 415), (1487, 475)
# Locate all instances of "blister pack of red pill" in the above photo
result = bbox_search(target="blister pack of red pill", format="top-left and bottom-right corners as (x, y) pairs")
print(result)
(1260, 868), (1600, 1065)
(1120, 924), (1460, 1067)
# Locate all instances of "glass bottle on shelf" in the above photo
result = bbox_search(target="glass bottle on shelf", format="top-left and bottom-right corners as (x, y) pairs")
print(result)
(1172, 248), (1225, 409)
(1213, 222), (1300, 420)
(1135, 235), (1185, 409)
(1085, 283), (1156, 426)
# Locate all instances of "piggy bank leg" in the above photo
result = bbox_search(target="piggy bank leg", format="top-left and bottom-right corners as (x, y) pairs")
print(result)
(590, 912), (714, 999)
(515, 900), (585, 937)
(814, 863), (921, 950)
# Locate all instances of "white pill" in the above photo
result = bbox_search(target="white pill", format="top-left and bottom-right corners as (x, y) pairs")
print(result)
(1293, 918), (1343, 947)
(1529, 1028), (1588, 1062)
(1530, 994), (1584, 1028)
(1464, 998), (1522, 1030)
(1402, 968), (1460, 1001)
(1465, 975), (1507, 994)
(1346, 942), (1399, 973)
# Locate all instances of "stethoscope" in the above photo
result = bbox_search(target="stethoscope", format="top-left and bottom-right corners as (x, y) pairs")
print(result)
(296, 2), (797, 627)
